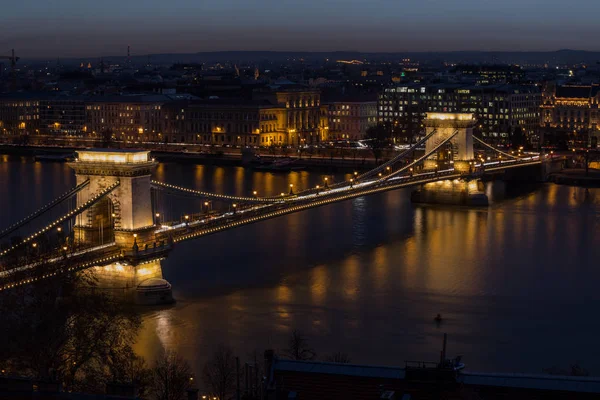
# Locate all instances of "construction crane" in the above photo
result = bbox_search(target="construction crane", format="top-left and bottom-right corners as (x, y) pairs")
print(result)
(0, 49), (20, 90)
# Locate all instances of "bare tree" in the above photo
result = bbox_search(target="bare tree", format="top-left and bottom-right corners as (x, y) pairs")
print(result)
(203, 344), (237, 400)
(101, 128), (114, 148)
(151, 351), (193, 400)
(323, 352), (351, 364)
(282, 330), (316, 361)
(365, 124), (391, 165)
(0, 268), (143, 394)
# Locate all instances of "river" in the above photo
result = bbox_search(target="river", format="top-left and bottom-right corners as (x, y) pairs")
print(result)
(1, 155), (600, 378)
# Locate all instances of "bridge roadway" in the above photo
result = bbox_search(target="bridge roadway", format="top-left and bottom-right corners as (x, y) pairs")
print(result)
(0, 157), (543, 291)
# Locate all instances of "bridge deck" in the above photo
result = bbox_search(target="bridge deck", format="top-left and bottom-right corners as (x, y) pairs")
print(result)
(0, 157), (544, 291)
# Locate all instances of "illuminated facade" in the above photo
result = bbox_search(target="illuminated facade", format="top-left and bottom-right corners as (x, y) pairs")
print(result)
(255, 87), (322, 146)
(86, 97), (164, 142)
(0, 98), (40, 135)
(162, 100), (288, 146)
(162, 87), (324, 146)
(40, 98), (86, 136)
(0, 89), (327, 147)
(541, 84), (600, 131)
(378, 83), (541, 144)
(326, 99), (377, 140)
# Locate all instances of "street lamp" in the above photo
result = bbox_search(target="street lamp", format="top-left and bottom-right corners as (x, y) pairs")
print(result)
(350, 178), (354, 188)
(324, 177), (329, 188)
(184, 215), (189, 225)
(289, 183), (294, 195)
(253, 190), (258, 197)
(204, 201), (210, 214)
(155, 213), (160, 224)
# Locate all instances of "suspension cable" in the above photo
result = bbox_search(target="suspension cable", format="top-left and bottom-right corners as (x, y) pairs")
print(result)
(357, 129), (438, 181)
(312, 129), (440, 193)
(151, 180), (282, 203)
(473, 136), (519, 159)
(380, 131), (459, 182)
(0, 179), (90, 241)
(0, 181), (120, 257)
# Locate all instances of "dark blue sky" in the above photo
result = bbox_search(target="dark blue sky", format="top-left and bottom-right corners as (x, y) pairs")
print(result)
(1, 0), (598, 58)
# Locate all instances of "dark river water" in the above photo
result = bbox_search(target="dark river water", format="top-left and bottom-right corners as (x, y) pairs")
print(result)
(2, 155), (600, 378)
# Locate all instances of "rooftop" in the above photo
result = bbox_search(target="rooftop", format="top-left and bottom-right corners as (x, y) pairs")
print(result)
(269, 357), (600, 399)
(555, 85), (600, 99)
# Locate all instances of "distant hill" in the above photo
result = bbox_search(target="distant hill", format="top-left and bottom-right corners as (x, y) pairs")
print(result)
(42, 49), (600, 66)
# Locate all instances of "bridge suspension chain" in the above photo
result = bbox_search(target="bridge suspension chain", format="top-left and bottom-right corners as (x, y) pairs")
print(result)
(356, 129), (438, 182)
(379, 130), (459, 182)
(150, 180), (282, 204)
(0, 181), (120, 258)
(0, 179), (90, 242)
(473, 136), (519, 159)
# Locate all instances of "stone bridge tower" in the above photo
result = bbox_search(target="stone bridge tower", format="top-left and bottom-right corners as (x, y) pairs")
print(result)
(414, 113), (487, 206)
(67, 149), (171, 304)
(423, 113), (475, 172)
(68, 149), (157, 249)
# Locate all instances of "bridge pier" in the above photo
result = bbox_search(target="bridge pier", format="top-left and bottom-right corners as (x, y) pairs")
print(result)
(84, 259), (173, 305)
(411, 178), (488, 206)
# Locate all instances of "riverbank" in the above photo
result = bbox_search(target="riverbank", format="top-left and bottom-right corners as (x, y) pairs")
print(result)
(549, 169), (600, 187)
(0, 144), (385, 173)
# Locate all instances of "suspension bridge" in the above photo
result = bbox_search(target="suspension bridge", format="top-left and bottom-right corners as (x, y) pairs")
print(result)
(0, 113), (559, 297)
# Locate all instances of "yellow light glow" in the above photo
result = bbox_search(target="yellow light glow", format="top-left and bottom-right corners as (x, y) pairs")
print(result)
(426, 112), (473, 121)
(77, 150), (150, 164)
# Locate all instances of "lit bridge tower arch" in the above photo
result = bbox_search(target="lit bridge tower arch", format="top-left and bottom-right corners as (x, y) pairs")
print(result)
(423, 112), (475, 172)
(415, 112), (487, 205)
(68, 149), (172, 304)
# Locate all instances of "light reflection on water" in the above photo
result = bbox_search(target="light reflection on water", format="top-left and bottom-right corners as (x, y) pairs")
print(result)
(2, 156), (600, 378)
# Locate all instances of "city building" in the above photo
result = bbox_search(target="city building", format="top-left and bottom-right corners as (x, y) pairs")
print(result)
(162, 99), (286, 146)
(324, 94), (377, 140)
(161, 84), (326, 146)
(541, 84), (600, 131)
(458, 64), (525, 85)
(0, 94), (41, 135)
(264, 352), (600, 400)
(85, 95), (167, 142)
(378, 83), (541, 146)
(40, 97), (86, 136)
(0, 93), (197, 142)
(254, 84), (323, 146)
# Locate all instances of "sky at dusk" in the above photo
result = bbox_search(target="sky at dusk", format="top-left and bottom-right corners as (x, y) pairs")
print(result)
(1, 0), (599, 58)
